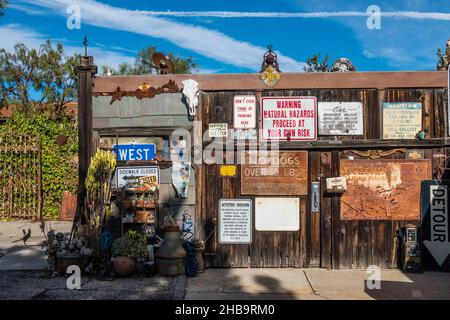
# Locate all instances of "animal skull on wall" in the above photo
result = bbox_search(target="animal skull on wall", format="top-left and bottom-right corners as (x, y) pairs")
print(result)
(182, 79), (199, 116)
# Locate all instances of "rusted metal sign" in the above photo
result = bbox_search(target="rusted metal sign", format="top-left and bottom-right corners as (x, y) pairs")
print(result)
(240, 151), (308, 195)
(340, 159), (431, 220)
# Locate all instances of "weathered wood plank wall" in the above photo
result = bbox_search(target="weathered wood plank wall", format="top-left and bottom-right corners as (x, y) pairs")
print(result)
(200, 88), (447, 269)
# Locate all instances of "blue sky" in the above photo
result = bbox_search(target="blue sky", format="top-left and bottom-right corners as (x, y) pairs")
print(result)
(1, 0), (450, 74)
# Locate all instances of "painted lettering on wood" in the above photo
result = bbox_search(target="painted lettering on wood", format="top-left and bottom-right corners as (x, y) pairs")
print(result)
(340, 159), (431, 220)
(240, 151), (308, 195)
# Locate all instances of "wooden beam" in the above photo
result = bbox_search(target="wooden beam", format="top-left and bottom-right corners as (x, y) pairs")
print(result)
(202, 138), (446, 151)
(93, 71), (448, 93)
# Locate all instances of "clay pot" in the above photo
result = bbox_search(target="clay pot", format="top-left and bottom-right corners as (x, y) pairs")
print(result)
(135, 199), (156, 209)
(195, 247), (205, 273)
(113, 256), (136, 277)
(134, 210), (155, 223)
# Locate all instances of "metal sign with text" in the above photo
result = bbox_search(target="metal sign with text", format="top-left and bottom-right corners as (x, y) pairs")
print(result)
(318, 102), (364, 135)
(219, 199), (252, 244)
(421, 180), (450, 269)
(113, 144), (156, 161)
(260, 97), (317, 141)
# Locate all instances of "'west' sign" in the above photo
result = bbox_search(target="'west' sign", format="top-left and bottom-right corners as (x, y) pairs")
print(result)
(421, 180), (450, 268)
(113, 144), (156, 161)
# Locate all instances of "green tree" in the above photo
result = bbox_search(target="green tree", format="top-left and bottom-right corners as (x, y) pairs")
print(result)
(437, 41), (449, 71)
(304, 54), (331, 72)
(102, 46), (197, 75)
(0, 40), (79, 117)
(0, 0), (7, 16)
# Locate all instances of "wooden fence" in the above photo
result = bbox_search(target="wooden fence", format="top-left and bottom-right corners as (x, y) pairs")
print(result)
(0, 133), (41, 219)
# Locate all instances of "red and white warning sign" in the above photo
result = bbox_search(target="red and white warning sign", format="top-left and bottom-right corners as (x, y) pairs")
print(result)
(260, 97), (317, 141)
(234, 95), (256, 129)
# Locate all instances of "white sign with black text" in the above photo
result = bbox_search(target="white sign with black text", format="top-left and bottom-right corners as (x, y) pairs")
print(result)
(219, 199), (252, 244)
(234, 95), (257, 129)
(209, 123), (228, 138)
(318, 102), (364, 135)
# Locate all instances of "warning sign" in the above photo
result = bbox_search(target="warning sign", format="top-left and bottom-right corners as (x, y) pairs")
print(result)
(219, 199), (252, 244)
(260, 97), (317, 141)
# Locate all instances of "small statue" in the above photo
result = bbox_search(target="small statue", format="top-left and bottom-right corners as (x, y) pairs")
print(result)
(331, 58), (357, 72)
(437, 38), (450, 71)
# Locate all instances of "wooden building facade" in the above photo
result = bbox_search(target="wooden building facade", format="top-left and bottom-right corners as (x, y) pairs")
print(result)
(83, 66), (449, 270)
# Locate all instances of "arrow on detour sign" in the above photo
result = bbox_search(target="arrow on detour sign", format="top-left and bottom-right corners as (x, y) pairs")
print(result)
(423, 241), (450, 266)
(424, 183), (450, 266)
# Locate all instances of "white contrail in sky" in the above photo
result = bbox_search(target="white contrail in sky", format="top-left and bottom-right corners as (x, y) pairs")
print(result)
(138, 10), (450, 21)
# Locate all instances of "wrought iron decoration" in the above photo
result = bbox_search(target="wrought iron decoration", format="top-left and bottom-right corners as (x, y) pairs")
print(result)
(105, 80), (180, 105)
(259, 45), (281, 87)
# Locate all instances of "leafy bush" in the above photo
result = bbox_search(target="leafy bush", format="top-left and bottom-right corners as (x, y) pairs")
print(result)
(111, 232), (147, 262)
(0, 112), (78, 218)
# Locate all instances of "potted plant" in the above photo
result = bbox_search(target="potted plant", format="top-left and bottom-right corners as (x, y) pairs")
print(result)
(111, 231), (147, 277)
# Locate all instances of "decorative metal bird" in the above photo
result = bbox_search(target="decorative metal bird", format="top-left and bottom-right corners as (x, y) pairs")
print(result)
(11, 229), (32, 246)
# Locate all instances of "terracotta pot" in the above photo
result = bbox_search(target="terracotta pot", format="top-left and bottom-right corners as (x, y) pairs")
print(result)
(135, 210), (155, 223)
(135, 199), (156, 209)
(113, 256), (136, 277)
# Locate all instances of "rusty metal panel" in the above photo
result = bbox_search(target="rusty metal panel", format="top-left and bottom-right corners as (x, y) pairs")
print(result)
(340, 159), (431, 220)
(241, 151), (308, 195)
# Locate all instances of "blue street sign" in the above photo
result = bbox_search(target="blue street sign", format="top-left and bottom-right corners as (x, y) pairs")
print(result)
(113, 144), (156, 161)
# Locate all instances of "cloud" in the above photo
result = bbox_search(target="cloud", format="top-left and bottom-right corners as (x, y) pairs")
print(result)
(0, 24), (134, 69)
(17, 0), (306, 72)
(135, 10), (450, 21)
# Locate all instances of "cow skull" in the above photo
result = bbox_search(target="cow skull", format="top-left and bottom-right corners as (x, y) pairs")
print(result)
(182, 79), (199, 116)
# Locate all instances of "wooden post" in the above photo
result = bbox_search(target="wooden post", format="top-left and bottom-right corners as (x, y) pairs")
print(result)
(75, 55), (97, 223)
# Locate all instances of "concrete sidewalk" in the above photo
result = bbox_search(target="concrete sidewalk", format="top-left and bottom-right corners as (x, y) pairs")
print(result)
(0, 220), (72, 270)
(185, 268), (450, 300)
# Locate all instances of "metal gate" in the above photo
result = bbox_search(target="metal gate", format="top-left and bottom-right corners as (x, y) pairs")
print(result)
(0, 133), (41, 219)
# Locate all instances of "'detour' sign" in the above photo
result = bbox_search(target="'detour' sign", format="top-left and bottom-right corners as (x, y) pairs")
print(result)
(113, 144), (156, 161)
(421, 180), (450, 268)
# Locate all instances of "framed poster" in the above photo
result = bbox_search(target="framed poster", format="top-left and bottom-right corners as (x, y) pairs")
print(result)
(260, 97), (317, 141)
(219, 199), (252, 244)
(234, 95), (256, 129)
(318, 102), (364, 135)
(255, 198), (299, 231)
(383, 102), (422, 139)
